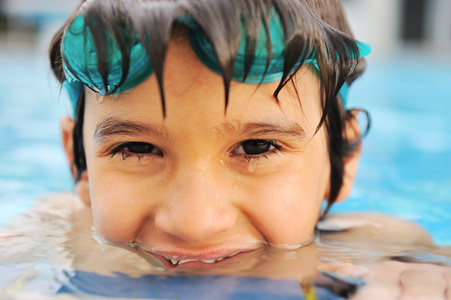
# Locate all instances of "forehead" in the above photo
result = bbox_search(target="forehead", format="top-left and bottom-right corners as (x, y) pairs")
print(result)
(83, 38), (323, 135)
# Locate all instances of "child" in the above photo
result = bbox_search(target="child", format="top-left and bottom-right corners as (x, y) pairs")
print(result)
(47, 0), (451, 298)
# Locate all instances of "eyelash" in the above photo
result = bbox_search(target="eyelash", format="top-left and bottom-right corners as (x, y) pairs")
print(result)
(109, 142), (163, 161)
(231, 139), (283, 163)
(108, 140), (283, 163)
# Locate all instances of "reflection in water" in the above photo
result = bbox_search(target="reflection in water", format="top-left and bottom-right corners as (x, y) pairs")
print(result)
(1, 194), (450, 299)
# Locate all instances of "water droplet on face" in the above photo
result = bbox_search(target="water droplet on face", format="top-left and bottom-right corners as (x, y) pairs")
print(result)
(293, 164), (302, 173)
(126, 240), (142, 248)
(195, 158), (211, 176)
(247, 159), (258, 173)
(95, 94), (104, 104)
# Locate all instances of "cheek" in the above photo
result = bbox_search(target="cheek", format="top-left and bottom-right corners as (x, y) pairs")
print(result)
(82, 129), (160, 243)
(241, 167), (324, 245)
(87, 168), (157, 243)
(240, 136), (330, 244)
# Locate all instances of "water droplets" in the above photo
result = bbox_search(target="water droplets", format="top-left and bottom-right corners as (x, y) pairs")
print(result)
(219, 158), (226, 167)
(168, 200), (175, 208)
(195, 157), (211, 177)
(95, 94), (104, 104)
(292, 164), (302, 173)
(126, 240), (142, 248)
(247, 159), (259, 173)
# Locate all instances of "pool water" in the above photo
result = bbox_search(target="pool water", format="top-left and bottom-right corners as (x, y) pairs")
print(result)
(0, 50), (71, 219)
(0, 49), (450, 298)
(330, 55), (451, 246)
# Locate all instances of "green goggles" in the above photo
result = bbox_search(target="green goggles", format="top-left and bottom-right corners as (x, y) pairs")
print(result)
(62, 12), (371, 114)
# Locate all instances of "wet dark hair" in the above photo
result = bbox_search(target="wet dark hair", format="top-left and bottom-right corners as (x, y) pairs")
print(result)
(49, 0), (369, 215)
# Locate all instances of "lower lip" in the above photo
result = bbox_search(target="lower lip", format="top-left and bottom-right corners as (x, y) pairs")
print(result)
(150, 250), (256, 270)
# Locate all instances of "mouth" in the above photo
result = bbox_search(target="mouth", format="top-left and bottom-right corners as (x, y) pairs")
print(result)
(148, 249), (258, 269)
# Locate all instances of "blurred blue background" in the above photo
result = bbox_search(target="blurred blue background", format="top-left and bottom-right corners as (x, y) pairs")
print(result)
(0, 0), (450, 245)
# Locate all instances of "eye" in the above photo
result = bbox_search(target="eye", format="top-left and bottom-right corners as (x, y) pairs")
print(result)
(111, 142), (163, 157)
(124, 142), (162, 154)
(232, 139), (280, 156)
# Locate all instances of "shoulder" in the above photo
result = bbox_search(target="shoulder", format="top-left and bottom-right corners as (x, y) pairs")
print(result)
(317, 212), (435, 247)
(2, 192), (85, 231)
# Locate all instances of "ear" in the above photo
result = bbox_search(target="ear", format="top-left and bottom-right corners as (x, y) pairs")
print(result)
(61, 116), (75, 169)
(60, 116), (91, 205)
(334, 114), (362, 203)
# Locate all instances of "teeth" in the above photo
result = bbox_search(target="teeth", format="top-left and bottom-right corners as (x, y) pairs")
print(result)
(178, 259), (198, 265)
(201, 259), (216, 264)
(164, 252), (242, 266)
(176, 259), (216, 265)
(226, 252), (240, 258)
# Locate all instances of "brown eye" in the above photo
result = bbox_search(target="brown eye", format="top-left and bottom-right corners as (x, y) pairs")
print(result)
(114, 142), (163, 156)
(233, 140), (278, 156)
(126, 142), (156, 154)
(241, 140), (272, 155)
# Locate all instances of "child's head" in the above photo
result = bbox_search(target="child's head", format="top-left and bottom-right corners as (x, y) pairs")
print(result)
(50, 0), (369, 266)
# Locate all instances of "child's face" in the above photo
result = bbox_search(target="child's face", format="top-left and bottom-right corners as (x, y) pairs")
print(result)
(79, 38), (331, 266)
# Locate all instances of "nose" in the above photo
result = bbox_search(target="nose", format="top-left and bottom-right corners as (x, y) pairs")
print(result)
(154, 169), (237, 243)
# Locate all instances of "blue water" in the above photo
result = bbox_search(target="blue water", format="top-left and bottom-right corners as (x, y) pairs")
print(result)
(0, 49), (450, 248)
(331, 56), (451, 245)
(0, 50), (72, 224)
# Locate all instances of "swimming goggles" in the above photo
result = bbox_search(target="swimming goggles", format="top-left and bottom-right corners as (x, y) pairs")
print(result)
(62, 12), (371, 114)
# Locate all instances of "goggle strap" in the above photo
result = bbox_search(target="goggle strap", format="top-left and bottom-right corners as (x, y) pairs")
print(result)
(63, 80), (84, 116)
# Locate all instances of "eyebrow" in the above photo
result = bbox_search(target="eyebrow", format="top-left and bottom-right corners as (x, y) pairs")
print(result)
(93, 116), (306, 143)
(217, 121), (307, 142)
(94, 116), (168, 143)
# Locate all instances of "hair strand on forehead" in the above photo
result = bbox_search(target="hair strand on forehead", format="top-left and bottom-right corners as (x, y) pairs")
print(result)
(129, 1), (179, 117)
(183, 0), (243, 111)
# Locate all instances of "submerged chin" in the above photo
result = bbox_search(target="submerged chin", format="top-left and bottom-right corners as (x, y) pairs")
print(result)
(90, 225), (315, 272)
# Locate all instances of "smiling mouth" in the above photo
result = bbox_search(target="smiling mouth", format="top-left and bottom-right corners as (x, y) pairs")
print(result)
(163, 251), (244, 267)
(140, 248), (260, 269)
